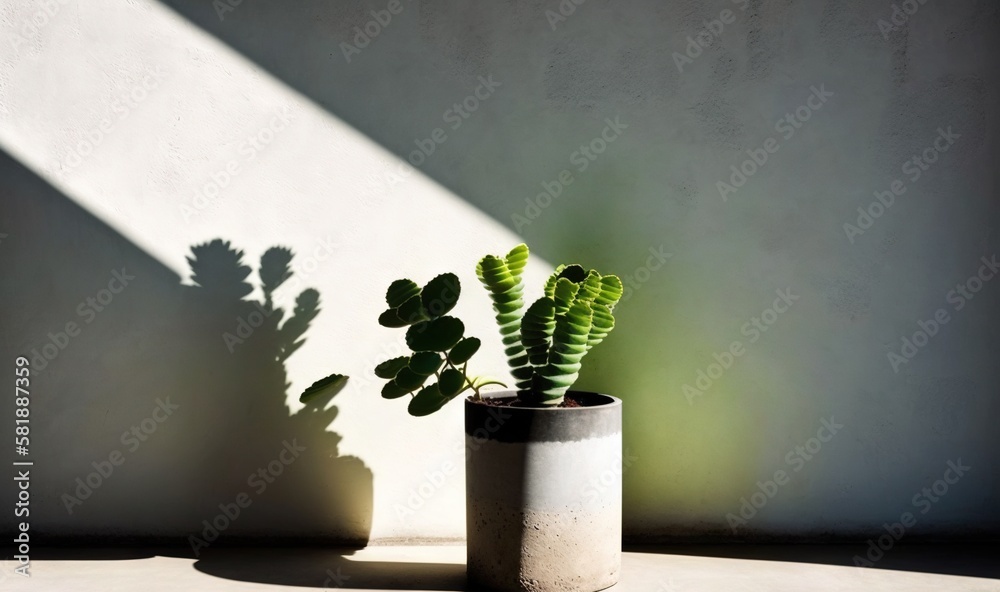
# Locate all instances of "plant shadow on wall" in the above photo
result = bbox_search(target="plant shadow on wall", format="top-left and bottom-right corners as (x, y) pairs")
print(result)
(176, 238), (373, 546)
(188, 245), (466, 589)
(0, 149), (372, 554)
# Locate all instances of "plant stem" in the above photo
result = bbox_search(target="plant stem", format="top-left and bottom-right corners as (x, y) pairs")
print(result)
(462, 361), (482, 400)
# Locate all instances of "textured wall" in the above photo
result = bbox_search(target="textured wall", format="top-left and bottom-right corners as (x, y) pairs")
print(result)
(1, 0), (998, 544)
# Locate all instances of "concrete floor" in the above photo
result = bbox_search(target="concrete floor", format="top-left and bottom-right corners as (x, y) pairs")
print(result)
(2, 544), (998, 591)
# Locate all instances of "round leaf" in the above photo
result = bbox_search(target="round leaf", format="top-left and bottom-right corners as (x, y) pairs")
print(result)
(397, 294), (428, 324)
(421, 273), (460, 318)
(408, 383), (448, 416)
(378, 308), (407, 328)
(449, 337), (481, 365)
(374, 356), (409, 379)
(409, 352), (443, 376)
(394, 367), (428, 391)
(299, 373), (348, 404)
(406, 316), (465, 352)
(438, 368), (466, 398)
(382, 381), (410, 399)
(386, 279), (420, 308)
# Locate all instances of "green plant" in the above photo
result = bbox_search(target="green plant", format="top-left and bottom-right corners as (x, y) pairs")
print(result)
(366, 244), (621, 415)
(373, 273), (506, 416)
(477, 244), (622, 406)
(302, 243), (621, 414)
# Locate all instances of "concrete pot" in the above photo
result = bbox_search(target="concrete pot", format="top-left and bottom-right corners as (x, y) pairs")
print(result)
(465, 390), (622, 592)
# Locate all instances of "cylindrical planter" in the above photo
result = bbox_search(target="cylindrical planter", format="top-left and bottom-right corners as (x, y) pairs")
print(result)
(465, 390), (622, 592)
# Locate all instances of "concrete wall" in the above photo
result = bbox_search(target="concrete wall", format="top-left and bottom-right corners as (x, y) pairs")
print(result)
(1, 0), (997, 544)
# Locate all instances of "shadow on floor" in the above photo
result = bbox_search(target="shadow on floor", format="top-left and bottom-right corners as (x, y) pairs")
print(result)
(193, 547), (467, 590)
(626, 542), (1000, 580)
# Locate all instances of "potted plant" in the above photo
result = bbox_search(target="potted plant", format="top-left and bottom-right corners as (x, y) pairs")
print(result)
(306, 244), (624, 592)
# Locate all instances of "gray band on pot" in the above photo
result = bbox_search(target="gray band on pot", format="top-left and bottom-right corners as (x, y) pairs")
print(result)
(464, 391), (621, 443)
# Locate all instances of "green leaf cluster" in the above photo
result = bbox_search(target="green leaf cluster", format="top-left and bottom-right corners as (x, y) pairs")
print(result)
(375, 273), (498, 416)
(477, 245), (622, 406)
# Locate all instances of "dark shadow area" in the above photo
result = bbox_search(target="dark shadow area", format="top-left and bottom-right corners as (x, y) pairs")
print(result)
(194, 547), (467, 590)
(151, 0), (632, 262)
(625, 543), (1000, 580)
(0, 149), (372, 553)
(17, 546), (466, 589)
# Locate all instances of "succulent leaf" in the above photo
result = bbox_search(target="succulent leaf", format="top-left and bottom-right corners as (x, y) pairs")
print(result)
(374, 356), (409, 379)
(408, 383), (448, 416)
(378, 308), (408, 328)
(409, 352), (443, 376)
(529, 299), (594, 405)
(386, 279), (420, 308)
(477, 249), (531, 390)
(521, 297), (556, 366)
(587, 303), (616, 350)
(557, 264), (587, 284)
(299, 373), (348, 404)
(577, 270), (603, 303)
(381, 381), (410, 399)
(449, 337), (481, 365)
(438, 368), (466, 398)
(397, 294), (428, 325)
(421, 273), (460, 319)
(543, 264), (566, 298)
(406, 316), (465, 352)
(477, 255), (518, 293)
(505, 243), (529, 277)
(552, 277), (581, 316)
(596, 275), (624, 309)
(393, 367), (428, 391)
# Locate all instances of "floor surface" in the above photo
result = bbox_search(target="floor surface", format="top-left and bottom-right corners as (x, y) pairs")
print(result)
(2, 544), (998, 591)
